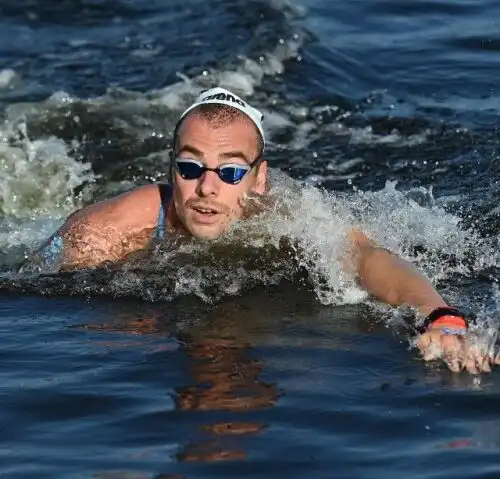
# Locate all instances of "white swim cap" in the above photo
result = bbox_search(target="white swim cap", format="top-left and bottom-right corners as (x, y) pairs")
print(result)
(177, 87), (265, 147)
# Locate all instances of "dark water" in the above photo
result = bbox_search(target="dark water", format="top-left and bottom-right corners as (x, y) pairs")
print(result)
(1, 0), (500, 477)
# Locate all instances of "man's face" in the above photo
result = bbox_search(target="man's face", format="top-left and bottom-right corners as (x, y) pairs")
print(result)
(172, 113), (267, 240)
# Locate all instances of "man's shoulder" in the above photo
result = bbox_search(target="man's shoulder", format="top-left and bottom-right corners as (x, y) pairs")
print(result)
(118, 183), (164, 206)
(69, 183), (166, 230)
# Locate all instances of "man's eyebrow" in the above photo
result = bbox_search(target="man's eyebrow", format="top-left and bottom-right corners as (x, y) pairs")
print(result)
(177, 145), (250, 163)
(219, 150), (250, 162)
(177, 144), (204, 158)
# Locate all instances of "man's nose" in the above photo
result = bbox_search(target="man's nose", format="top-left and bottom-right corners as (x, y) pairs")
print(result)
(196, 169), (221, 197)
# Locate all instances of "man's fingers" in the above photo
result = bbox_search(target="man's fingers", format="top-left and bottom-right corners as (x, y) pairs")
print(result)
(419, 332), (442, 361)
(481, 357), (492, 373)
(464, 355), (479, 374)
(493, 352), (500, 365)
(418, 333), (431, 353)
(440, 335), (465, 370)
(419, 329), (500, 374)
(463, 344), (492, 374)
(477, 346), (493, 372)
(443, 354), (461, 372)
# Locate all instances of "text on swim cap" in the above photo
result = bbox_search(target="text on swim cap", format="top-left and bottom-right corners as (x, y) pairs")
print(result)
(200, 92), (246, 107)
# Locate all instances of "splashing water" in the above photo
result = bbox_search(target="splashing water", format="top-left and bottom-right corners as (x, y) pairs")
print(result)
(0, 119), (95, 217)
(9, 169), (498, 321)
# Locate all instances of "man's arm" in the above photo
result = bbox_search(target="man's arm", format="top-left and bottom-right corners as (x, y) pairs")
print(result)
(348, 229), (498, 374)
(348, 229), (448, 315)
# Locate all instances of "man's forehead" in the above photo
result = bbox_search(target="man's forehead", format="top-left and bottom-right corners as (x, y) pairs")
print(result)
(177, 114), (260, 148)
(179, 110), (257, 131)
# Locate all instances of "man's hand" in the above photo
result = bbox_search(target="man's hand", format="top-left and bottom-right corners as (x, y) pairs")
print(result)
(418, 322), (500, 374)
(348, 229), (500, 374)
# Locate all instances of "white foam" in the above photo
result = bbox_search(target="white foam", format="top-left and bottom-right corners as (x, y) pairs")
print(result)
(0, 69), (19, 90)
(152, 30), (303, 118)
(327, 157), (364, 172)
(231, 174), (500, 308)
(0, 119), (95, 218)
(348, 126), (429, 146)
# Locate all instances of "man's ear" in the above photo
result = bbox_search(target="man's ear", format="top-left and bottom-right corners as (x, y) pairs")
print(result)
(252, 160), (268, 195)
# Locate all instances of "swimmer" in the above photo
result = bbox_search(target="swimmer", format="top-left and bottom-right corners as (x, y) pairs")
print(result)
(31, 87), (499, 374)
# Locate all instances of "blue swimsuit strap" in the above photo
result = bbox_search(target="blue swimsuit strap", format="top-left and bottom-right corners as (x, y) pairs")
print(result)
(156, 183), (172, 240)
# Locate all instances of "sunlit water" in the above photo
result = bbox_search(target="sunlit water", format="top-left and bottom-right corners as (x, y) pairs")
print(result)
(1, 0), (500, 477)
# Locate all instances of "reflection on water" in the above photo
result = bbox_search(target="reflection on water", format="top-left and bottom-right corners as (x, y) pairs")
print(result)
(75, 282), (388, 471)
(175, 337), (279, 463)
(59, 283), (500, 479)
(176, 338), (280, 412)
(4, 292), (500, 478)
(79, 290), (292, 466)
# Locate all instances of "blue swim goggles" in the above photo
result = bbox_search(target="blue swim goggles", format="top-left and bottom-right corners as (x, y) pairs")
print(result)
(174, 157), (260, 185)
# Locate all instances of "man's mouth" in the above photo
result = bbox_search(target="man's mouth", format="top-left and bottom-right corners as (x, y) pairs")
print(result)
(187, 203), (228, 229)
(192, 205), (221, 216)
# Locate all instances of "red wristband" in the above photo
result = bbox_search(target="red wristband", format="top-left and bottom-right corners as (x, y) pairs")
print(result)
(427, 315), (467, 330)
(418, 306), (469, 333)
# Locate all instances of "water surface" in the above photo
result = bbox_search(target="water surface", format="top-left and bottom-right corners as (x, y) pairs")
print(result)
(1, 0), (500, 477)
